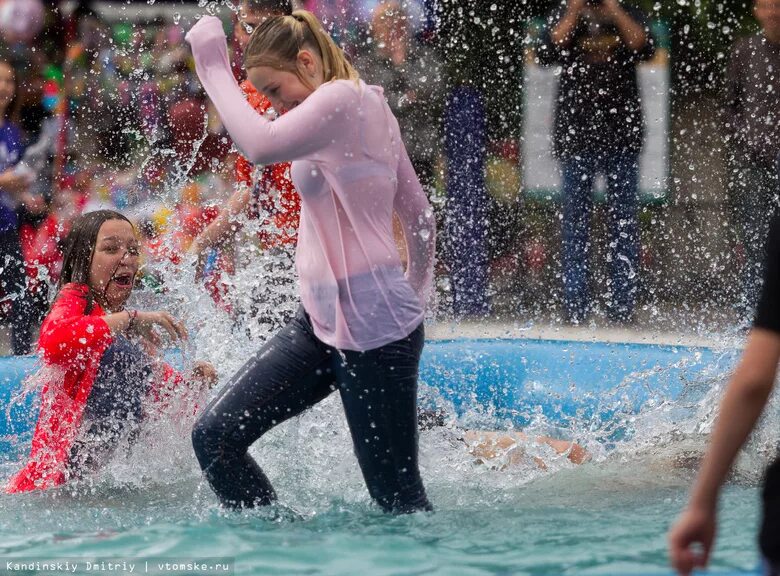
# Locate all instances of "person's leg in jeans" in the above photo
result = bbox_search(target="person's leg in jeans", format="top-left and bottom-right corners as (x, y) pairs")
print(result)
(602, 151), (640, 322)
(335, 323), (431, 514)
(561, 155), (595, 322)
(734, 164), (780, 320)
(0, 230), (32, 354)
(192, 309), (337, 508)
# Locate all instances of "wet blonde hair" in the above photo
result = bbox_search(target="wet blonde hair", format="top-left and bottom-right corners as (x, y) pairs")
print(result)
(243, 10), (359, 90)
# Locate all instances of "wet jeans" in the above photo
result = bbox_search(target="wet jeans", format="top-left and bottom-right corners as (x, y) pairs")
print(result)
(560, 152), (640, 322)
(69, 335), (152, 475)
(192, 307), (431, 514)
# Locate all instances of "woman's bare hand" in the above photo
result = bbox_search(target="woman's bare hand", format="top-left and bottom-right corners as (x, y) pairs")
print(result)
(132, 310), (188, 346)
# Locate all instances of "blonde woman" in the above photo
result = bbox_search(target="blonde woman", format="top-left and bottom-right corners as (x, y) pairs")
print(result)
(185, 11), (436, 513)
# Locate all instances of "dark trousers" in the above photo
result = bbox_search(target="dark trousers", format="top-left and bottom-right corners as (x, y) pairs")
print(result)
(444, 86), (490, 318)
(560, 152), (640, 322)
(192, 308), (431, 514)
(0, 229), (33, 355)
(732, 163), (780, 320)
(69, 336), (152, 475)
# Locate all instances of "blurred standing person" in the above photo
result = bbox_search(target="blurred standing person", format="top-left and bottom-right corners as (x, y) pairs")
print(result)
(537, 0), (655, 324)
(192, 0), (301, 334)
(17, 92), (61, 343)
(0, 59), (38, 355)
(726, 0), (780, 324)
(354, 1), (443, 192)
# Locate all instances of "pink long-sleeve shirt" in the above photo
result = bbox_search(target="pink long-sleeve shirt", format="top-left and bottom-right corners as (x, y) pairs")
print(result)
(186, 17), (436, 351)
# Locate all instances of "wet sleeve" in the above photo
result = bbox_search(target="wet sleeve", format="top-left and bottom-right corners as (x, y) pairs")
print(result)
(37, 290), (112, 368)
(755, 217), (780, 334)
(394, 142), (436, 306)
(185, 16), (346, 165)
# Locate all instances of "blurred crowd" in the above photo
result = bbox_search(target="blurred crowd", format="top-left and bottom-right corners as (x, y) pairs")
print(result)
(0, 0), (779, 355)
(0, 0), (446, 354)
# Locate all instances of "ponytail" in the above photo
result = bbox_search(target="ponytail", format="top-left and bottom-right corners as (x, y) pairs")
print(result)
(243, 10), (358, 89)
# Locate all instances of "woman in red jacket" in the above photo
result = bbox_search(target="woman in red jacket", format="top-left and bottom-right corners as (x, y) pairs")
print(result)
(5, 210), (217, 493)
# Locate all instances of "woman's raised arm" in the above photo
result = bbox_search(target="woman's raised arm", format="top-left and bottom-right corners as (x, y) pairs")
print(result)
(185, 16), (346, 165)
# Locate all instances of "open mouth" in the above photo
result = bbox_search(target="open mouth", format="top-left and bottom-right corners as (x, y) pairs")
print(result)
(111, 272), (135, 288)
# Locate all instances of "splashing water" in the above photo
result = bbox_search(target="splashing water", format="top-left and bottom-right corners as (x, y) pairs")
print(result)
(0, 0), (774, 572)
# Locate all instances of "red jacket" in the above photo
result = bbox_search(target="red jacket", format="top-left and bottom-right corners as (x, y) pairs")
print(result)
(235, 80), (300, 247)
(5, 284), (180, 493)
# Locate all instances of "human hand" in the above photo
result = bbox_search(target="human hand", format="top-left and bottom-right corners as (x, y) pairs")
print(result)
(190, 360), (218, 388)
(132, 310), (189, 346)
(185, 15), (229, 73)
(185, 15), (226, 45)
(667, 505), (716, 575)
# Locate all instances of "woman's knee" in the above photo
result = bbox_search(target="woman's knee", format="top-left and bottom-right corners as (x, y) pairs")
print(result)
(191, 413), (232, 465)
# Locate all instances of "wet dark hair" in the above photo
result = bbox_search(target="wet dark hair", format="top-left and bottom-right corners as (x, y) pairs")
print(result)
(58, 210), (134, 313)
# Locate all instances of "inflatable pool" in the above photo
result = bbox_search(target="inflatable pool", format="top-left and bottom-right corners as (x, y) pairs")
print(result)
(0, 337), (760, 575)
(1, 337), (734, 458)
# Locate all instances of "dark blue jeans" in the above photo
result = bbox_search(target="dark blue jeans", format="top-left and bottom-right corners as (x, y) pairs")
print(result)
(68, 336), (152, 475)
(192, 308), (431, 514)
(444, 86), (490, 318)
(560, 152), (640, 322)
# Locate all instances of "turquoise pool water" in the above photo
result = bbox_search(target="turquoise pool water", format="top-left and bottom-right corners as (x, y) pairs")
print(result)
(0, 466), (761, 575)
(0, 338), (763, 575)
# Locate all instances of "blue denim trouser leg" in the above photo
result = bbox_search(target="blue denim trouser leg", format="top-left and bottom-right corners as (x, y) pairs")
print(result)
(192, 307), (431, 514)
(561, 156), (596, 321)
(560, 153), (639, 321)
(602, 153), (640, 321)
